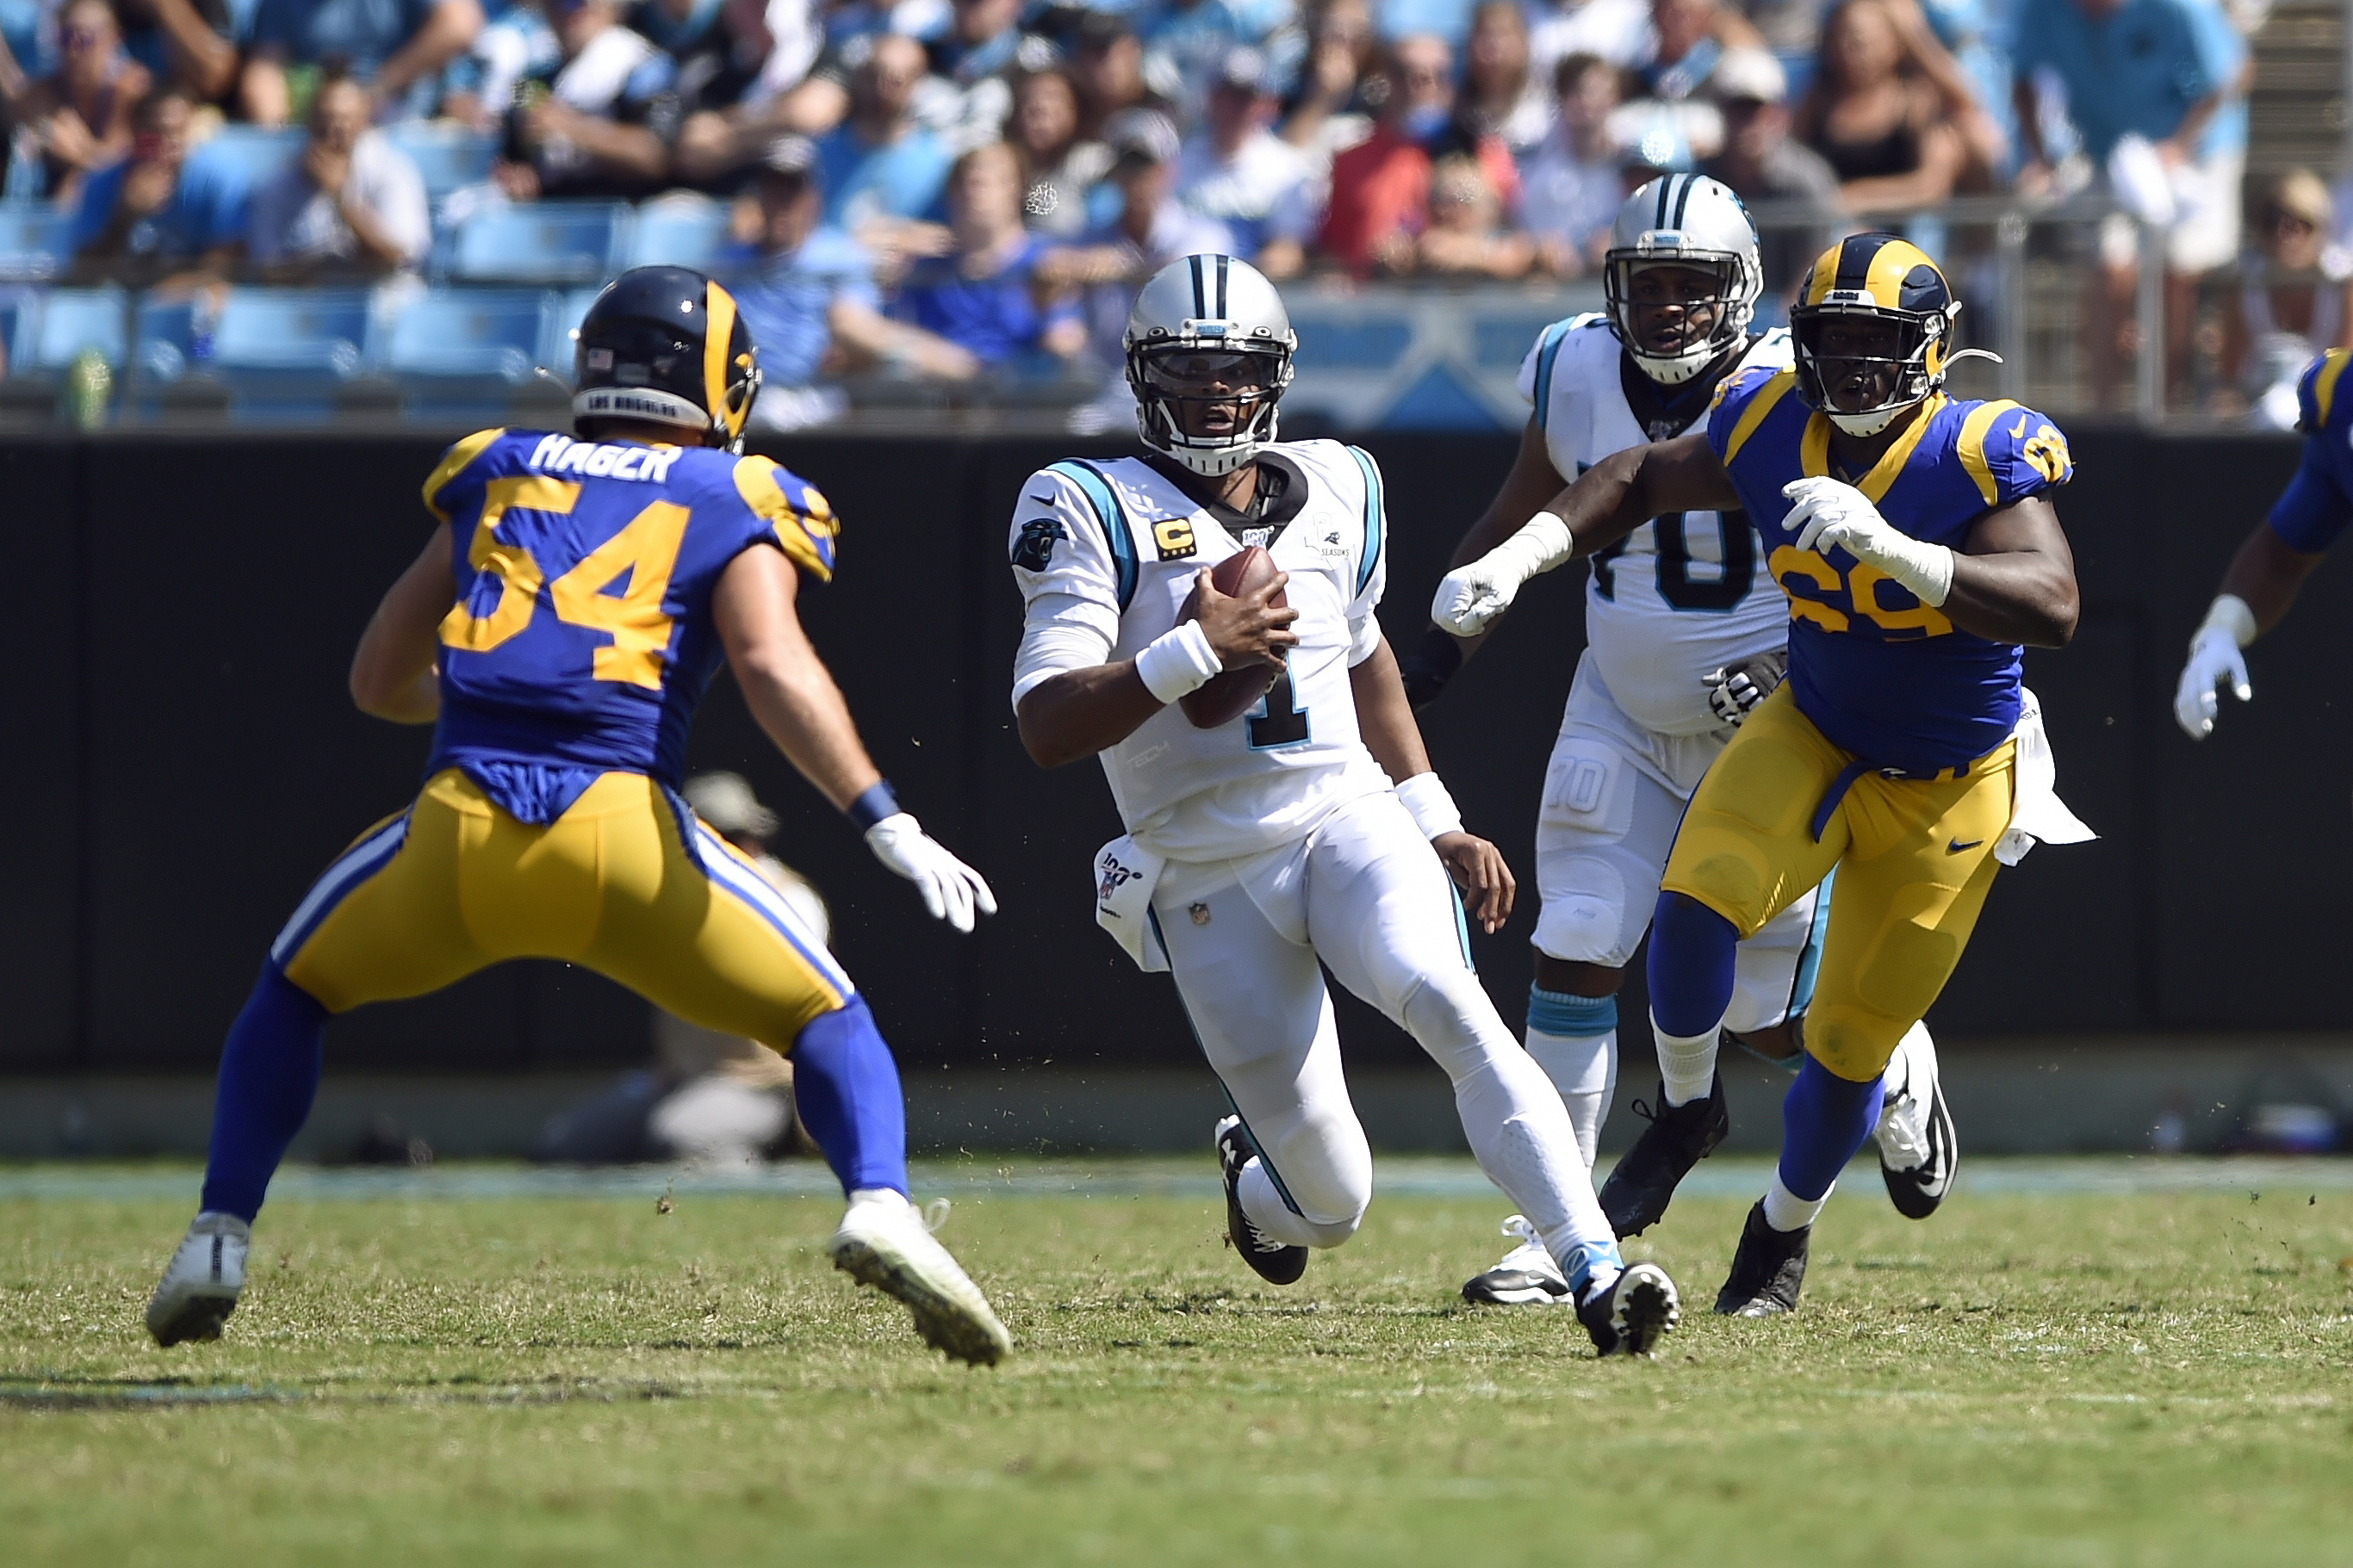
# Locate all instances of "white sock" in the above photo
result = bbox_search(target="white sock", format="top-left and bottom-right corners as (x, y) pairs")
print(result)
(1524, 1026), (1616, 1168)
(844, 1187), (910, 1224)
(1761, 1172), (1829, 1232)
(1654, 1014), (1722, 1106)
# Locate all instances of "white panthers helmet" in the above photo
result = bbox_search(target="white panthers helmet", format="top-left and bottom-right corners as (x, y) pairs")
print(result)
(1604, 174), (1764, 385)
(1124, 253), (1297, 476)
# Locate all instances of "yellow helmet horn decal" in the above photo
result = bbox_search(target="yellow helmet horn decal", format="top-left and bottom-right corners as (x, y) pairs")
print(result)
(703, 281), (742, 437)
(1802, 233), (1946, 310)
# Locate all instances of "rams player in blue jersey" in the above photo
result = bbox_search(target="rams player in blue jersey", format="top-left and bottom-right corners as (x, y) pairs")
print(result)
(1436, 234), (2092, 1314)
(144, 266), (1011, 1365)
(2176, 348), (2353, 738)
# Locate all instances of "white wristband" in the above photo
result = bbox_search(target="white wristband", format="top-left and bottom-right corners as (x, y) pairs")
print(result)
(1134, 621), (1223, 703)
(1394, 772), (1464, 840)
(2196, 593), (2257, 649)
(1490, 509), (1576, 583)
(1884, 536), (1956, 608)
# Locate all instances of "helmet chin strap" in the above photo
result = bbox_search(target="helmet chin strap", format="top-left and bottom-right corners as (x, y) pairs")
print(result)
(1139, 401), (1279, 476)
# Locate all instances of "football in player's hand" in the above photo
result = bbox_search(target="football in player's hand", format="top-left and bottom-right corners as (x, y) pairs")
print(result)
(1176, 545), (1285, 729)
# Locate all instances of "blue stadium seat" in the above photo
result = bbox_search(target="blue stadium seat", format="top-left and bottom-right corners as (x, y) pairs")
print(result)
(450, 201), (634, 284)
(0, 205), (79, 282)
(193, 126), (304, 187)
(538, 285), (606, 371)
(132, 295), (198, 381)
(19, 287), (129, 371)
(627, 198), (730, 270)
(375, 288), (555, 381)
(385, 124), (498, 202)
(209, 288), (372, 375)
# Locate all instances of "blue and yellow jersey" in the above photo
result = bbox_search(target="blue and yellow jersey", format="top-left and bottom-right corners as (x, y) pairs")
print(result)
(2265, 349), (2353, 552)
(419, 428), (838, 821)
(1704, 369), (2074, 771)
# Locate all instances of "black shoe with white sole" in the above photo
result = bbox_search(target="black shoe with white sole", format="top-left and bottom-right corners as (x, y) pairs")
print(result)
(1215, 1116), (1307, 1286)
(1596, 1073), (1729, 1237)
(1576, 1261), (1681, 1356)
(1876, 1026), (1957, 1220)
(1713, 1200), (1809, 1317)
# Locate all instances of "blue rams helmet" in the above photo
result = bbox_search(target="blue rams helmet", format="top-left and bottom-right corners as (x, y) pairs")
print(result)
(574, 265), (762, 453)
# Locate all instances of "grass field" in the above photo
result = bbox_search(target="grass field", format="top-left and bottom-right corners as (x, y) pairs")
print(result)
(7, 1158), (2353, 1566)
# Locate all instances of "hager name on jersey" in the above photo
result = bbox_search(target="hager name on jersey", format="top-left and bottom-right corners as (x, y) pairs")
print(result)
(525, 433), (687, 485)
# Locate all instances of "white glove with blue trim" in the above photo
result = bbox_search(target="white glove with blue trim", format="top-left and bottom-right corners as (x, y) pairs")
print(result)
(1781, 477), (1955, 608)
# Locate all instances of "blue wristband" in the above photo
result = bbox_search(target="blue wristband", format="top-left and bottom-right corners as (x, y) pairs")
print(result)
(846, 781), (901, 833)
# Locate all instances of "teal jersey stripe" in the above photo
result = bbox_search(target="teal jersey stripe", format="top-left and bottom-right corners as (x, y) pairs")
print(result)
(1047, 460), (1139, 611)
(1346, 445), (1384, 598)
(1531, 319), (1575, 432)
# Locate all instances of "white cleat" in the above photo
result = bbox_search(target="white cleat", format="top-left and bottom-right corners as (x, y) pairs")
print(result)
(1460, 1214), (1573, 1305)
(146, 1212), (249, 1347)
(827, 1190), (1011, 1367)
(1876, 1022), (1957, 1220)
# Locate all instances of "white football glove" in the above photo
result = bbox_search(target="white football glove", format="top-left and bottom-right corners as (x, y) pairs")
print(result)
(1430, 511), (1575, 636)
(1703, 649), (1789, 728)
(2173, 596), (2257, 740)
(866, 814), (998, 933)
(1781, 477), (1955, 607)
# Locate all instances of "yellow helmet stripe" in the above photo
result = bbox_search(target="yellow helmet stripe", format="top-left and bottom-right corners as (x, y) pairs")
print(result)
(703, 281), (739, 436)
(1865, 239), (1932, 308)
(1801, 233), (1941, 309)
(2314, 347), (2352, 427)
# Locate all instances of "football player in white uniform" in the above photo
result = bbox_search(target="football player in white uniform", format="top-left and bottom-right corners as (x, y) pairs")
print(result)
(1007, 254), (1680, 1356)
(1401, 178), (1956, 1306)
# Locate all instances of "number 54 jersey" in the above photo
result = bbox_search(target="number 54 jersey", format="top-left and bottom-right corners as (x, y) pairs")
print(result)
(422, 427), (839, 817)
(1007, 443), (1394, 865)
(1521, 314), (1792, 736)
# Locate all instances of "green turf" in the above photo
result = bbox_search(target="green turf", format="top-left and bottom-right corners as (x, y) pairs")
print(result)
(7, 1160), (2353, 1566)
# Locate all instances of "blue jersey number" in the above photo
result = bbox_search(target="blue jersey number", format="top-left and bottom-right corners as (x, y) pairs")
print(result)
(1592, 511), (1754, 610)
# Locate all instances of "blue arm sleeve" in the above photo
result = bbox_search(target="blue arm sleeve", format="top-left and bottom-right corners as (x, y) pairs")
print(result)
(2265, 435), (2353, 554)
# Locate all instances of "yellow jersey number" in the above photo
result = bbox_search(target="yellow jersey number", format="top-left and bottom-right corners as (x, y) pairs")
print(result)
(1766, 546), (1954, 639)
(438, 475), (690, 689)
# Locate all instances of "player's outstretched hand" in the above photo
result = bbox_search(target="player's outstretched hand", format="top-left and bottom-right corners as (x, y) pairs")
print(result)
(1434, 831), (1515, 933)
(1195, 566), (1299, 671)
(1703, 649), (1788, 728)
(2174, 624), (2252, 740)
(1431, 561), (1518, 637)
(866, 814), (999, 933)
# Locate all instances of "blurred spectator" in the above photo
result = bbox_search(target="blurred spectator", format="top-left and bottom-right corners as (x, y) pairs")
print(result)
(929, 0), (1048, 152)
(8, 0), (153, 208)
(1010, 65), (1110, 239)
(1139, 0), (1301, 117)
(71, 84), (245, 286)
(2012, 0), (2248, 406)
(1699, 46), (1837, 300)
(2221, 170), (2353, 428)
(1519, 52), (1627, 277)
(1918, 0), (2015, 182)
(726, 138), (974, 429)
(532, 772), (823, 1168)
(1277, 0), (1375, 169)
(1633, 0), (1761, 104)
(1071, 12), (1171, 141)
(815, 33), (955, 241)
(241, 0), (486, 125)
(115, 0), (245, 104)
(1460, 0), (1550, 158)
(1528, 0), (1649, 84)
(1316, 33), (1451, 276)
(663, 0), (832, 185)
(1042, 107), (1233, 373)
(1744, 0), (1828, 90)
(891, 139), (1086, 369)
(1175, 46), (1313, 275)
(1404, 149), (1535, 276)
(1790, 0), (1966, 213)
(487, 0), (680, 201)
(248, 70), (430, 279)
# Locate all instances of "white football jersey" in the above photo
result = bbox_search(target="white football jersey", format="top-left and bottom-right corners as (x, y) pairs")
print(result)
(1009, 442), (1394, 864)
(1518, 314), (1791, 735)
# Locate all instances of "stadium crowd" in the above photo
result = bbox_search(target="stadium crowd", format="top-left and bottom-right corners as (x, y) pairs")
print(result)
(0, 0), (2334, 420)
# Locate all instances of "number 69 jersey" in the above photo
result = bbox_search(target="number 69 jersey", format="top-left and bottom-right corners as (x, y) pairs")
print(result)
(1007, 443), (1394, 864)
(1520, 314), (1791, 736)
(421, 427), (839, 814)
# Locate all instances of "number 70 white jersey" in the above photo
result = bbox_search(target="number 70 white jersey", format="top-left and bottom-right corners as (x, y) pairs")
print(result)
(1521, 315), (1791, 736)
(1008, 442), (1394, 865)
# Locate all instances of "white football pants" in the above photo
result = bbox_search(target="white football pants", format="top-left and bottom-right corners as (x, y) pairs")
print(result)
(1152, 790), (1617, 1275)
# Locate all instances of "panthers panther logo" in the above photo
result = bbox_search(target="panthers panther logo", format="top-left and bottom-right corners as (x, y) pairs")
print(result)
(1011, 514), (1066, 573)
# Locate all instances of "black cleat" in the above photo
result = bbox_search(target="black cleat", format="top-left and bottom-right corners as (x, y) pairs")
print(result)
(1713, 1200), (1810, 1317)
(1596, 1073), (1729, 1236)
(1215, 1116), (1307, 1285)
(1876, 1025), (1957, 1220)
(1577, 1261), (1681, 1356)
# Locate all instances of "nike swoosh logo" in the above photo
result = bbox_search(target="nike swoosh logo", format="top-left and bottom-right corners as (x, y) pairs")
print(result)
(2009, 415), (2027, 438)
(1026, 492), (1057, 506)
(1947, 837), (1984, 853)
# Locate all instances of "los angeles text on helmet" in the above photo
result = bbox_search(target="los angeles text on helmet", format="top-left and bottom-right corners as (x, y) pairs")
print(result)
(526, 431), (686, 484)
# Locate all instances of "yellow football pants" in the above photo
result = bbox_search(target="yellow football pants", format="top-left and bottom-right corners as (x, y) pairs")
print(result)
(1659, 686), (2013, 1081)
(273, 768), (850, 1047)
